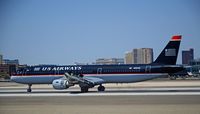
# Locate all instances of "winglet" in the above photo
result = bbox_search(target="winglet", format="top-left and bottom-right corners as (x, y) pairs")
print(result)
(171, 35), (182, 41)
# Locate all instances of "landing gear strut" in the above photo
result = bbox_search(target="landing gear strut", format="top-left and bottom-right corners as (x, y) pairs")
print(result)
(170, 75), (177, 80)
(98, 85), (105, 92)
(27, 84), (32, 92)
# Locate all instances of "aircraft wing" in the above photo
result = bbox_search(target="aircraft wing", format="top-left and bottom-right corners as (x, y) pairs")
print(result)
(83, 77), (105, 85)
(187, 72), (193, 76)
(64, 73), (105, 86)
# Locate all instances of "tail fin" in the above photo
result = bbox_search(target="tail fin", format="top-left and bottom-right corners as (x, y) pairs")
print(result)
(153, 35), (182, 65)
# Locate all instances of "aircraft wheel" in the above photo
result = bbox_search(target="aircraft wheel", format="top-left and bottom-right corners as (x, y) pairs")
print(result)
(27, 84), (32, 92)
(81, 87), (88, 93)
(98, 86), (105, 91)
(27, 88), (32, 92)
(170, 76), (176, 80)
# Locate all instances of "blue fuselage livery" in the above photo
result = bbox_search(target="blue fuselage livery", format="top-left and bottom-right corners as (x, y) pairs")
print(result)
(11, 35), (185, 92)
(11, 64), (183, 84)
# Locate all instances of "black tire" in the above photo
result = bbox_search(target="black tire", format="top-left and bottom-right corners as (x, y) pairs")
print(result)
(27, 89), (32, 92)
(170, 76), (176, 80)
(81, 87), (88, 93)
(98, 86), (105, 91)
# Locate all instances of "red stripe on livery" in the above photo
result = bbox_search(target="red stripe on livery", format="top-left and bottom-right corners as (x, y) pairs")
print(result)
(171, 35), (182, 40)
(12, 74), (64, 76)
(11, 73), (168, 77)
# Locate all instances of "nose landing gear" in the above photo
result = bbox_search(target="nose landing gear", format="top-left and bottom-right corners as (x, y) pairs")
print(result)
(27, 84), (32, 92)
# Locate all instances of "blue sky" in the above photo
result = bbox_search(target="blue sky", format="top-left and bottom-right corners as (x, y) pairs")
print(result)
(0, 0), (199, 65)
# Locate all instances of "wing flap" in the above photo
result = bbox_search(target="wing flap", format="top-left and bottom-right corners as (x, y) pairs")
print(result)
(64, 73), (104, 86)
(83, 77), (105, 85)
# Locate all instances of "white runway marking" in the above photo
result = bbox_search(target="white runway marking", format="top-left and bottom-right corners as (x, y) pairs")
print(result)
(1, 87), (200, 97)
(1, 92), (200, 97)
(1, 81), (200, 97)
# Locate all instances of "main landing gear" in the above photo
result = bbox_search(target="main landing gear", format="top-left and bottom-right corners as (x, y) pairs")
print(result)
(81, 86), (89, 93)
(27, 84), (32, 92)
(80, 85), (105, 93)
(98, 85), (105, 92)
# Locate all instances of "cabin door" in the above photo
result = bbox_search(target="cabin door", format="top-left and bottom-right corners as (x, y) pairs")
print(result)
(145, 66), (151, 73)
(22, 68), (27, 76)
(54, 68), (59, 75)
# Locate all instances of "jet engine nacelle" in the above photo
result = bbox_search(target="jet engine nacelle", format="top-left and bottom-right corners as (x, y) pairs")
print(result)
(52, 79), (73, 89)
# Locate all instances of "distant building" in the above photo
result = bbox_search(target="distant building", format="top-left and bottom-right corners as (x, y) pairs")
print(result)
(3, 59), (19, 70)
(0, 64), (16, 77)
(3, 59), (19, 65)
(125, 52), (133, 64)
(0, 64), (9, 74)
(0, 55), (2, 64)
(125, 48), (153, 64)
(188, 59), (200, 75)
(95, 58), (124, 65)
(0, 57), (20, 78)
(189, 58), (200, 65)
(182, 48), (194, 65)
(73, 62), (88, 65)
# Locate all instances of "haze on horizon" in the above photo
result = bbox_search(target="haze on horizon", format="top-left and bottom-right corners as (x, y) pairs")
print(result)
(0, 0), (199, 65)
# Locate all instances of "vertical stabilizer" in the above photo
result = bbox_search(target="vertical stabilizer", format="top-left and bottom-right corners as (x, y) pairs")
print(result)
(153, 35), (181, 65)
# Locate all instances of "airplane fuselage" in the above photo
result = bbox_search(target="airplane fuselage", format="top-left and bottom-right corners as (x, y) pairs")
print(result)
(10, 35), (183, 92)
(11, 64), (184, 84)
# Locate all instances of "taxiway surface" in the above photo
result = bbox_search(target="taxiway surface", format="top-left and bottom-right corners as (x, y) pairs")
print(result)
(0, 79), (200, 114)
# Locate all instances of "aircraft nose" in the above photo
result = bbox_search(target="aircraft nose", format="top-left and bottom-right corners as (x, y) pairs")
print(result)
(10, 76), (17, 82)
(10, 76), (14, 82)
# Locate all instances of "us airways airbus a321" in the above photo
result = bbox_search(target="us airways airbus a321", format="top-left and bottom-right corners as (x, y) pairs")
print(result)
(11, 35), (184, 92)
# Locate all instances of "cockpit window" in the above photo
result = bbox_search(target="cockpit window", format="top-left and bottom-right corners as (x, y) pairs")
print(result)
(16, 71), (22, 75)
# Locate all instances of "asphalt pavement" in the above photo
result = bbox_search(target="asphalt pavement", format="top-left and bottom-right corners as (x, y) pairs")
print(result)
(0, 79), (200, 114)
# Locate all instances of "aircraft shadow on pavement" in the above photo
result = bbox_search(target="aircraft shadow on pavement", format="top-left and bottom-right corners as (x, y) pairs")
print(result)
(1, 89), (200, 94)
(70, 90), (200, 94)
